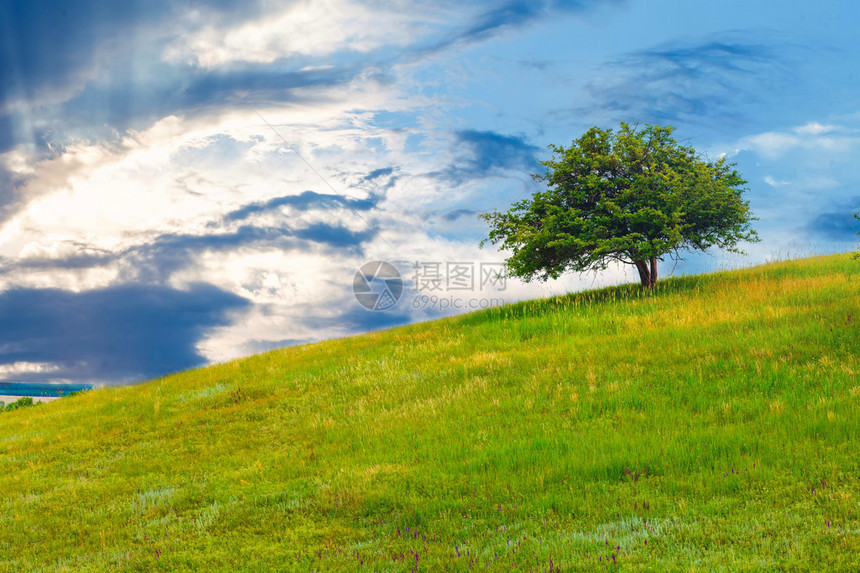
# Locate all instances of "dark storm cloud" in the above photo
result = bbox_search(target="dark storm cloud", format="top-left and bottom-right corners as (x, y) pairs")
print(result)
(0, 175), (381, 281)
(0, 250), (115, 272)
(0, 227), (294, 280)
(581, 36), (792, 129)
(119, 222), (372, 281)
(2, 220), (373, 283)
(364, 167), (395, 181)
(436, 0), (624, 48)
(442, 208), (477, 222)
(457, 130), (540, 172)
(0, 282), (250, 384)
(123, 225), (298, 281)
(293, 223), (374, 249)
(361, 167), (399, 191)
(434, 130), (540, 184)
(0, 0), (259, 113)
(807, 198), (860, 241)
(223, 191), (378, 223)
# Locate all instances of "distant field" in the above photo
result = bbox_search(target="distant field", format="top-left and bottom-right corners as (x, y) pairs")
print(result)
(0, 254), (858, 571)
(0, 396), (57, 405)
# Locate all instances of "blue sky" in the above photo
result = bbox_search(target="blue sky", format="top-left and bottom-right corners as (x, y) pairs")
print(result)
(0, 0), (858, 385)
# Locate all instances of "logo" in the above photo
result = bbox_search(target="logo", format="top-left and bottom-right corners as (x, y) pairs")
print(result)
(353, 261), (403, 311)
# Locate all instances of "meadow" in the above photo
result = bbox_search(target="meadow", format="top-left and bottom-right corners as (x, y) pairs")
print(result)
(0, 253), (857, 571)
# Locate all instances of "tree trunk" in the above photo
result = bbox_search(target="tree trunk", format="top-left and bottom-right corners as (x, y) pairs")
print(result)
(634, 260), (651, 287)
(633, 258), (658, 288)
(649, 256), (658, 287)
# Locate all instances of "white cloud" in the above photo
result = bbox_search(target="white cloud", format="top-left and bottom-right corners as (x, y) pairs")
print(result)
(742, 131), (801, 158)
(0, 362), (60, 376)
(0, 149), (37, 176)
(735, 122), (859, 159)
(763, 175), (789, 187)
(164, 0), (423, 68)
(793, 122), (837, 135)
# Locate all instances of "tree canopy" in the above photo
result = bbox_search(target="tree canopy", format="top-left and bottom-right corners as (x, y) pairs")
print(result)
(481, 123), (760, 287)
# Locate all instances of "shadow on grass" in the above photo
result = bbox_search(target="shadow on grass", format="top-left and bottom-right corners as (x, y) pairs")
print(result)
(458, 273), (714, 327)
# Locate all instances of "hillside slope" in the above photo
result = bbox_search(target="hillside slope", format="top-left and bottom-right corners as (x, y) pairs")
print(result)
(1, 254), (858, 571)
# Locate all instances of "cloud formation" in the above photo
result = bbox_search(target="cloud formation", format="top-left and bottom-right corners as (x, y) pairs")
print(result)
(0, 282), (249, 384)
(453, 0), (624, 44)
(435, 129), (541, 185)
(807, 199), (860, 241)
(583, 36), (791, 129)
(223, 191), (379, 223)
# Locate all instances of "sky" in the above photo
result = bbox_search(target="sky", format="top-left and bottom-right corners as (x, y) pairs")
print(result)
(0, 0), (858, 386)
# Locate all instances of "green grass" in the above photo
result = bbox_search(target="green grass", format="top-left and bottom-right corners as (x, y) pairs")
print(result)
(0, 396), (37, 412)
(1, 253), (858, 571)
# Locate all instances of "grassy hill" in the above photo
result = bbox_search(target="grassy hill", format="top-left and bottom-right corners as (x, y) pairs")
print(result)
(1, 254), (858, 571)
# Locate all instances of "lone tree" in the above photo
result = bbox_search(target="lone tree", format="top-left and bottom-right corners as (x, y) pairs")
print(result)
(481, 123), (759, 287)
